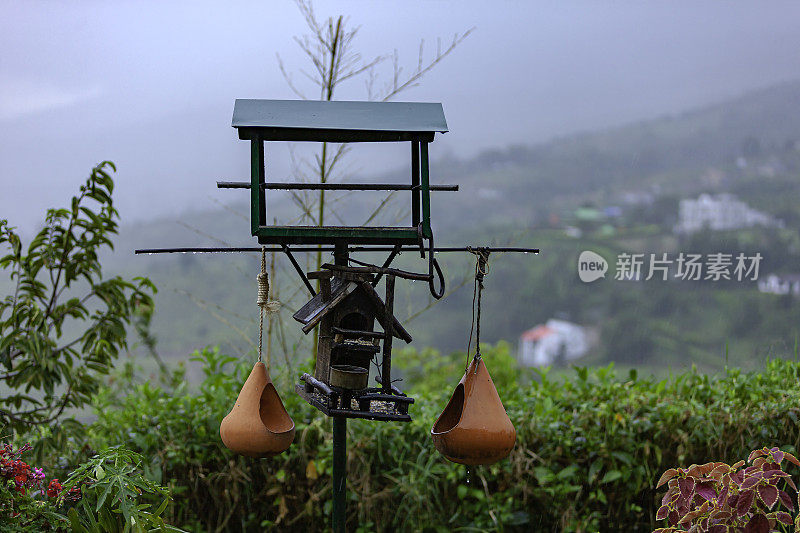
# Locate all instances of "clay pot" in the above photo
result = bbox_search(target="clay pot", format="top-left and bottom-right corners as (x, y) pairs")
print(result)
(431, 357), (516, 465)
(220, 362), (295, 457)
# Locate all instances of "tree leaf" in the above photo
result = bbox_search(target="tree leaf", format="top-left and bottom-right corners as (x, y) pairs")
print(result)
(782, 451), (800, 468)
(779, 489), (794, 511)
(657, 468), (679, 488)
(737, 489), (755, 517)
(589, 458), (603, 484)
(678, 477), (695, 501)
(694, 482), (716, 502)
(656, 504), (670, 521)
(601, 470), (622, 484)
(757, 484), (778, 509)
(743, 513), (768, 533)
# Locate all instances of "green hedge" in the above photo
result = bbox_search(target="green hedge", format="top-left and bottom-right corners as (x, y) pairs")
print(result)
(39, 345), (800, 532)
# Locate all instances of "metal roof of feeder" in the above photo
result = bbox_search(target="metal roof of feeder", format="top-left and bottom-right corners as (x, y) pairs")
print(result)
(232, 99), (448, 143)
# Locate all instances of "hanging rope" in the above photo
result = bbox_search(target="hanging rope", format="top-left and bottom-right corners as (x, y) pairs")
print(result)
(257, 247), (268, 365)
(465, 247), (490, 371)
(256, 247), (282, 367)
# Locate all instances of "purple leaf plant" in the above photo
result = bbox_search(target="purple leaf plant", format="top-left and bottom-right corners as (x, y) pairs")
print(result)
(654, 447), (799, 533)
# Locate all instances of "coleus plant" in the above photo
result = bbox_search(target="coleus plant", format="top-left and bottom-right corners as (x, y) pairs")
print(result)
(654, 447), (799, 532)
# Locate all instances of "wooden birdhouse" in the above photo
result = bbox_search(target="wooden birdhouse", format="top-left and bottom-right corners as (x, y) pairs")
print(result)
(293, 264), (415, 422)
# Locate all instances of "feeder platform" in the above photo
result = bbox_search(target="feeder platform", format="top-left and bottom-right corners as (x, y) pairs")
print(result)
(297, 373), (414, 422)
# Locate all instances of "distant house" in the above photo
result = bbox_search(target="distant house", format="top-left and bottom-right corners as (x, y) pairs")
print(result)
(620, 190), (655, 207)
(572, 205), (618, 236)
(518, 319), (588, 367)
(674, 193), (782, 234)
(575, 206), (602, 223)
(758, 274), (800, 297)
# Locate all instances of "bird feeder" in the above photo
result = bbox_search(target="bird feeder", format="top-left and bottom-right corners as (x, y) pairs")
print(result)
(136, 98), (539, 533)
(293, 265), (416, 421)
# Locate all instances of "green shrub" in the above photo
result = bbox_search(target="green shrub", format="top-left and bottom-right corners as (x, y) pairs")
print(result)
(0, 161), (155, 440)
(1, 441), (181, 532)
(63, 446), (184, 533)
(53, 345), (800, 531)
(0, 442), (66, 531)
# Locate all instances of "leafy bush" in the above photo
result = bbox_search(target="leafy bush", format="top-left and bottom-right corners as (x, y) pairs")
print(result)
(0, 442), (66, 531)
(67, 344), (800, 532)
(1, 441), (180, 533)
(63, 446), (184, 533)
(654, 447), (799, 532)
(0, 161), (155, 437)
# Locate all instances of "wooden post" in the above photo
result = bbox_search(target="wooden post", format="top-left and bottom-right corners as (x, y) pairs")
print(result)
(381, 274), (395, 391)
(332, 241), (348, 533)
(315, 317), (333, 383)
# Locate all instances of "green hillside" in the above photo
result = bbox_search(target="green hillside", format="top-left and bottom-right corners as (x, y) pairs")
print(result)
(101, 80), (800, 372)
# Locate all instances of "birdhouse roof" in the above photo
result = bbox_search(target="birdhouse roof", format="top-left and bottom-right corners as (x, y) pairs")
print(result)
(232, 99), (448, 142)
(292, 278), (412, 343)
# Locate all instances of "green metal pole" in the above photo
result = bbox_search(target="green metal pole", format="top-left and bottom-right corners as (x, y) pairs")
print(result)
(332, 416), (346, 533)
(411, 141), (420, 227)
(420, 142), (432, 239)
(250, 136), (264, 236)
(332, 241), (348, 533)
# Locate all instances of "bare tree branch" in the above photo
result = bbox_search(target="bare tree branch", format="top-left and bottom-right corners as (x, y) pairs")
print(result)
(380, 28), (474, 102)
(267, 1), (473, 361)
(277, 54), (308, 99)
(173, 288), (258, 352)
(208, 196), (249, 223)
(363, 191), (398, 226)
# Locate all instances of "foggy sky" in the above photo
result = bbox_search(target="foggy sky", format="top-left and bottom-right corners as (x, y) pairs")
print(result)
(2, 1), (800, 232)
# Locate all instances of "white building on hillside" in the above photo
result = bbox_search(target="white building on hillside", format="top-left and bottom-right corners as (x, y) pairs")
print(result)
(758, 274), (800, 296)
(674, 193), (781, 234)
(518, 319), (588, 367)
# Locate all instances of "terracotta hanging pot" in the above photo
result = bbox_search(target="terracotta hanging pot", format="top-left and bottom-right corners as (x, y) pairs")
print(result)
(431, 357), (516, 465)
(220, 362), (295, 457)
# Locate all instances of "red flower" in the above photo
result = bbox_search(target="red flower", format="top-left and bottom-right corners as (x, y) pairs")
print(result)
(47, 479), (62, 498)
(65, 484), (83, 502)
(14, 474), (27, 494)
(12, 460), (30, 478)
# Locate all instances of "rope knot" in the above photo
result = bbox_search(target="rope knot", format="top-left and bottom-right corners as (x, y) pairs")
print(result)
(257, 272), (270, 308)
(256, 247), (275, 365)
(468, 247), (490, 286)
(465, 247), (490, 369)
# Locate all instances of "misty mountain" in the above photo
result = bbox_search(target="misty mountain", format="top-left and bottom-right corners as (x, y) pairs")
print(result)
(72, 80), (800, 364)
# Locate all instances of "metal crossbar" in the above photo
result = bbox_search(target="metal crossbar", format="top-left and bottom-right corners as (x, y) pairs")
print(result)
(217, 181), (458, 191)
(135, 245), (540, 254)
